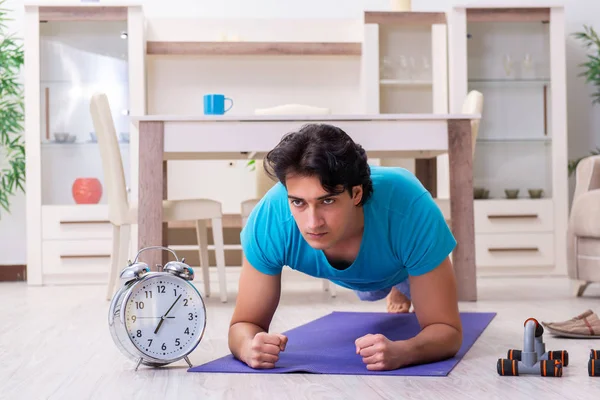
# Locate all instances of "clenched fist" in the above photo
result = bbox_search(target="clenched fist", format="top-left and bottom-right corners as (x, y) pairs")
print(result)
(355, 333), (402, 371)
(244, 332), (288, 369)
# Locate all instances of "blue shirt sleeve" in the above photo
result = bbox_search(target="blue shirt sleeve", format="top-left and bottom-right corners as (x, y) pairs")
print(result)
(240, 188), (287, 276)
(396, 192), (457, 276)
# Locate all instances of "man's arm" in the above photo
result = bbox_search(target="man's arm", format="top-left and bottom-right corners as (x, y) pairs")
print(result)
(228, 255), (286, 368)
(356, 257), (462, 370)
(399, 256), (462, 365)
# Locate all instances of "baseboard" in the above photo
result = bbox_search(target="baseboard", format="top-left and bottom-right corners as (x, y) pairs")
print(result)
(0, 265), (26, 281)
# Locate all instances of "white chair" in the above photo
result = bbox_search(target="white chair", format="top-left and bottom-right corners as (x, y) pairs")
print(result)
(90, 93), (228, 302)
(567, 154), (600, 296)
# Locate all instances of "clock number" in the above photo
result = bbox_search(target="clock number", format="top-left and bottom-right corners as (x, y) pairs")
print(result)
(135, 301), (144, 310)
(136, 330), (142, 337)
(173, 288), (177, 297)
(162, 343), (167, 351)
(175, 338), (180, 347)
(145, 291), (153, 299)
(183, 299), (188, 306)
(147, 339), (153, 346)
(188, 313), (193, 321)
(131, 315), (137, 323)
(157, 285), (166, 294)
(184, 328), (190, 335)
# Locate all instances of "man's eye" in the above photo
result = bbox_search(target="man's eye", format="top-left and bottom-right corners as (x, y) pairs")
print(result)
(323, 199), (335, 205)
(291, 200), (304, 207)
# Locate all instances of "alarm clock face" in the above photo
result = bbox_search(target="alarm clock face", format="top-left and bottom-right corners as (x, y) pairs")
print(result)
(123, 274), (206, 361)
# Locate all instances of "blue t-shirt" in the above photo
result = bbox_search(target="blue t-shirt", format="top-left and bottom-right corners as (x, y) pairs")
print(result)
(240, 166), (456, 292)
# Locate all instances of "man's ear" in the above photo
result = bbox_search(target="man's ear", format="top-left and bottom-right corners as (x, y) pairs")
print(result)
(352, 186), (363, 205)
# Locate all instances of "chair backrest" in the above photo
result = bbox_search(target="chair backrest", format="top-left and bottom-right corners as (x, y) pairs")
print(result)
(461, 90), (484, 156)
(89, 92), (129, 225)
(241, 198), (260, 227)
(574, 154), (600, 201)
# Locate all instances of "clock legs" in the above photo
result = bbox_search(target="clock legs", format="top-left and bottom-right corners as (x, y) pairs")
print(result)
(132, 355), (193, 370)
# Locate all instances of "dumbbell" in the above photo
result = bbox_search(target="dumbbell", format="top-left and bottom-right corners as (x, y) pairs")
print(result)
(497, 318), (564, 377)
(497, 358), (563, 377)
(507, 349), (569, 367)
(589, 349), (600, 377)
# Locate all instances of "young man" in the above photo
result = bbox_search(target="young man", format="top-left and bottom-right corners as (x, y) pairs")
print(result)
(228, 123), (462, 371)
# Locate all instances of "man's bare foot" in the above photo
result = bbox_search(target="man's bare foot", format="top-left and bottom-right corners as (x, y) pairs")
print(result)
(386, 287), (411, 313)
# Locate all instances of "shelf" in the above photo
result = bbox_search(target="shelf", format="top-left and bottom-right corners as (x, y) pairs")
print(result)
(469, 78), (550, 85)
(477, 137), (551, 143)
(41, 79), (128, 84)
(42, 142), (130, 147)
(38, 6), (129, 22)
(466, 8), (550, 23)
(380, 79), (432, 87)
(474, 197), (550, 202)
(146, 41), (362, 56)
(364, 11), (446, 25)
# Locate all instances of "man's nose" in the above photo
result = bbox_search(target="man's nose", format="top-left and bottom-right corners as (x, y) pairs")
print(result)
(307, 209), (324, 229)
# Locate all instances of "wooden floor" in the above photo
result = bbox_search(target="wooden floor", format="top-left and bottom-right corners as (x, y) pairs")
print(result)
(2, 268), (600, 400)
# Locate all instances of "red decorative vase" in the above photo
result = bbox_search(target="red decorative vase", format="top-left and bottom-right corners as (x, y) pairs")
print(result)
(72, 178), (103, 204)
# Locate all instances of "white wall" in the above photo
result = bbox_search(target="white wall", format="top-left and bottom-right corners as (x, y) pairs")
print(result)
(1, 0), (599, 265)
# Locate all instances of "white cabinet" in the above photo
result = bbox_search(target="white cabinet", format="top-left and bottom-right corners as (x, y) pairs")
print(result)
(24, 4), (145, 285)
(449, 5), (568, 276)
(361, 11), (449, 181)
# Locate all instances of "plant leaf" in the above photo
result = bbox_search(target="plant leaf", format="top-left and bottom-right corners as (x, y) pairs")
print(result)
(0, 1), (25, 219)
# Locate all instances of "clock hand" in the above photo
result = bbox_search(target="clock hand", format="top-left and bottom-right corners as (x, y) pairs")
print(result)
(154, 317), (165, 334)
(154, 294), (182, 335)
(163, 294), (182, 317)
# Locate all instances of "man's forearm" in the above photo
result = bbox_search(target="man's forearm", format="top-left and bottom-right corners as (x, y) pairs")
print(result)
(396, 323), (462, 367)
(228, 322), (265, 362)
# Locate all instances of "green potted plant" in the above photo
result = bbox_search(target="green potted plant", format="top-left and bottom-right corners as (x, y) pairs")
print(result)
(0, 0), (25, 218)
(570, 25), (600, 176)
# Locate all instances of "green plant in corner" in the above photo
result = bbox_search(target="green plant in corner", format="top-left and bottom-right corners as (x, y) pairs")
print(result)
(0, 0), (25, 217)
(570, 25), (600, 176)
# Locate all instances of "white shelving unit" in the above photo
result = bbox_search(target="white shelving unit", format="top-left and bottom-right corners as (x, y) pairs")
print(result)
(24, 3), (146, 285)
(24, 3), (569, 285)
(448, 5), (568, 276)
(361, 11), (448, 192)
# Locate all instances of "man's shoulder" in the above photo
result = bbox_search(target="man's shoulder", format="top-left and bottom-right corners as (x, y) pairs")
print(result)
(249, 182), (294, 225)
(240, 182), (295, 275)
(369, 165), (429, 216)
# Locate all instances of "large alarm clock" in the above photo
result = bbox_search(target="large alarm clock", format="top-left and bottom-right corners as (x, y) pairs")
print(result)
(108, 246), (207, 370)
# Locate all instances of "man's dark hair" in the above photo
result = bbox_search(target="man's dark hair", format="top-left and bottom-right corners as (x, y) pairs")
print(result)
(263, 123), (373, 206)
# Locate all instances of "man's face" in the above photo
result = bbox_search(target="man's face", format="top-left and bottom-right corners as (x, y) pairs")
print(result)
(285, 173), (363, 250)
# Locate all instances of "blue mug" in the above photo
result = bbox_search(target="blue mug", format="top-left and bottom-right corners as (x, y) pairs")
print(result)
(203, 94), (233, 115)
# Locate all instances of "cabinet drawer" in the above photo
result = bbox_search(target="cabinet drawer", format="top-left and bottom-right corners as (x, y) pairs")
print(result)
(474, 199), (553, 233)
(42, 239), (113, 275)
(42, 205), (112, 240)
(476, 233), (554, 268)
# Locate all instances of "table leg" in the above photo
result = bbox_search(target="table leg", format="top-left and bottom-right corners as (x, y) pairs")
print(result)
(448, 119), (477, 301)
(162, 160), (169, 266)
(415, 158), (437, 197)
(138, 121), (165, 271)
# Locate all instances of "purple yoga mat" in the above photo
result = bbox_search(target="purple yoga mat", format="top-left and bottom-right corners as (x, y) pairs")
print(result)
(188, 311), (495, 376)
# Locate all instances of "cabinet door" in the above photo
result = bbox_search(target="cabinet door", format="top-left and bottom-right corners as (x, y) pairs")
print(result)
(40, 17), (131, 207)
(465, 19), (554, 201)
(42, 205), (112, 240)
